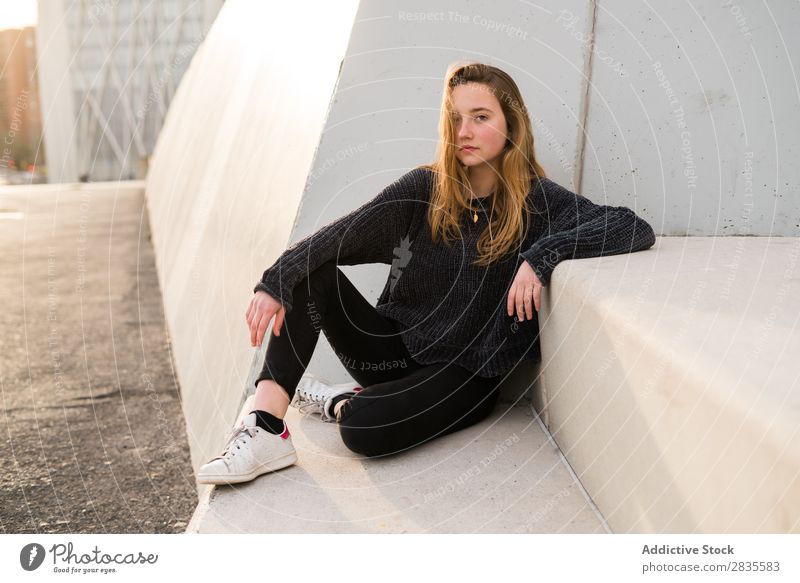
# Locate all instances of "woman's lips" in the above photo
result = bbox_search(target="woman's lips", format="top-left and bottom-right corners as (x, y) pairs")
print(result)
(460, 146), (477, 151)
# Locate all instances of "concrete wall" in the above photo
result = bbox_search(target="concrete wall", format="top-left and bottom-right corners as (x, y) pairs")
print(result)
(296, 0), (590, 384)
(581, 1), (800, 235)
(144, 0), (361, 471)
(144, 0), (799, 480)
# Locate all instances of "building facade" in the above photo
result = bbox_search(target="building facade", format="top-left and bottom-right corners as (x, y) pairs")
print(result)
(0, 26), (43, 176)
(37, 0), (224, 182)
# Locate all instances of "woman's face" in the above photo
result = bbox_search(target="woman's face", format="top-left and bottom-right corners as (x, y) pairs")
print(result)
(450, 82), (509, 168)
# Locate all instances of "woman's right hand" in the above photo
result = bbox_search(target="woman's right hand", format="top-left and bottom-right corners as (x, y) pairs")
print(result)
(246, 291), (285, 347)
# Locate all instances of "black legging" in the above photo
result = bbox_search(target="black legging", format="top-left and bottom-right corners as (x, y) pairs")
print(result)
(255, 261), (503, 458)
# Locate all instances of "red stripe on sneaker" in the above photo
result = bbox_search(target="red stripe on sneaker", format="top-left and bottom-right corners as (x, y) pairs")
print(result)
(280, 424), (290, 439)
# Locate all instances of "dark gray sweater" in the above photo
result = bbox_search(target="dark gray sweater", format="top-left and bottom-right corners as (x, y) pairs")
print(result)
(255, 167), (656, 378)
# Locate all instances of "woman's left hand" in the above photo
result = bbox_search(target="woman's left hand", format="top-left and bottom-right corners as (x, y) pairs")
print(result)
(507, 260), (543, 320)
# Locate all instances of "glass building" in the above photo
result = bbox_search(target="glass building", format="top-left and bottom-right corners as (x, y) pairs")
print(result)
(37, 0), (224, 182)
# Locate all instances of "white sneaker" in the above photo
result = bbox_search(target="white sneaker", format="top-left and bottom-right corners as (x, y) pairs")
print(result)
(293, 373), (362, 423)
(196, 412), (297, 485)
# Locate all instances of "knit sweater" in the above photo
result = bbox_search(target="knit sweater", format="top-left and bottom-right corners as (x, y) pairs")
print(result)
(254, 167), (656, 378)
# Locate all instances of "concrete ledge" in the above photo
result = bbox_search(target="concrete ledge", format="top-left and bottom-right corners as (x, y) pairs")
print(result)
(538, 236), (800, 533)
(187, 395), (606, 533)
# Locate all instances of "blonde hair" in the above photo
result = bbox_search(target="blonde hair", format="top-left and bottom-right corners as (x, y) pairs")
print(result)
(420, 62), (547, 266)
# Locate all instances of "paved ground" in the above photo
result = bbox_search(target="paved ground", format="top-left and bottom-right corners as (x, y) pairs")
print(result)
(0, 182), (197, 533)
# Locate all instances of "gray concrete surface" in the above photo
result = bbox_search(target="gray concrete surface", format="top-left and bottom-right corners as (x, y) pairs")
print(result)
(190, 397), (607, 533)
(0, 182), (197, 533)
(538, 236), (800, 533)
(582, 0), (800, 235)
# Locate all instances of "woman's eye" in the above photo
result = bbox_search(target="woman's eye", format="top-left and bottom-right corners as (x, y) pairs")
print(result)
(476, 115), (488, 122)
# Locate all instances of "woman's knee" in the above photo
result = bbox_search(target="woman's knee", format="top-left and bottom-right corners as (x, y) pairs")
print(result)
(339, 424), (380, 457)
(337, 399), (394, 457)
(338, 381), (501, 457)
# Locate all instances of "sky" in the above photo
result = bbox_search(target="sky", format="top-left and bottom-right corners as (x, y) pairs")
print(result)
(0, 0), (37, 31)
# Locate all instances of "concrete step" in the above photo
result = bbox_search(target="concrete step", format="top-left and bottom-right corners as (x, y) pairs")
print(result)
(538, 236), (800, 533)
(188, 396), (607, 533)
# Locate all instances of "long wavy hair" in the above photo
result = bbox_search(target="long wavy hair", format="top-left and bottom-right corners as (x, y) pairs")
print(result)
(420, 62), (547, 266)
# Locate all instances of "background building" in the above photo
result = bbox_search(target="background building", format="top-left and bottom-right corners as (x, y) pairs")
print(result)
(0, 26), (43, 178)
(36, 0), (224, 182)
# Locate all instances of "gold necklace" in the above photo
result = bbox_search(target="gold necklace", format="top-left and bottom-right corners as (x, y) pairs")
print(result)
(468, 192), (494, 223)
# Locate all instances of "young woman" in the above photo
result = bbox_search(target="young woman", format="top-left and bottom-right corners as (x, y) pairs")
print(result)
(197, 62), (655, 485)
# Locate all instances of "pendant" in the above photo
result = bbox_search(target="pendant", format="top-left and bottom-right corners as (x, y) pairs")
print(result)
(473, 211), (478, 223)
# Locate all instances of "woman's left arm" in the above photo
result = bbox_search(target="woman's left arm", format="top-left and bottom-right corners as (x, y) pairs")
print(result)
(520, 178), (656, 287)
(508, 179), (655, 320)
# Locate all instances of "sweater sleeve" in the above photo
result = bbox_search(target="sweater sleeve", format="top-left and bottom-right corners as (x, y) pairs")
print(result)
(253, 168), (426, 314)
(520, 178), (656, 286)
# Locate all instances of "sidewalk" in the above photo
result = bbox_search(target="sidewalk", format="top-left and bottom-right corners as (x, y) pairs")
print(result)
(0, 182), (197, 533)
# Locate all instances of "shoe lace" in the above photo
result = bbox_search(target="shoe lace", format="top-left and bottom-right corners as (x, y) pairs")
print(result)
(297, 400), (322, 413)
(211, 423), (256, 462)
(301, 382), (328, 403)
